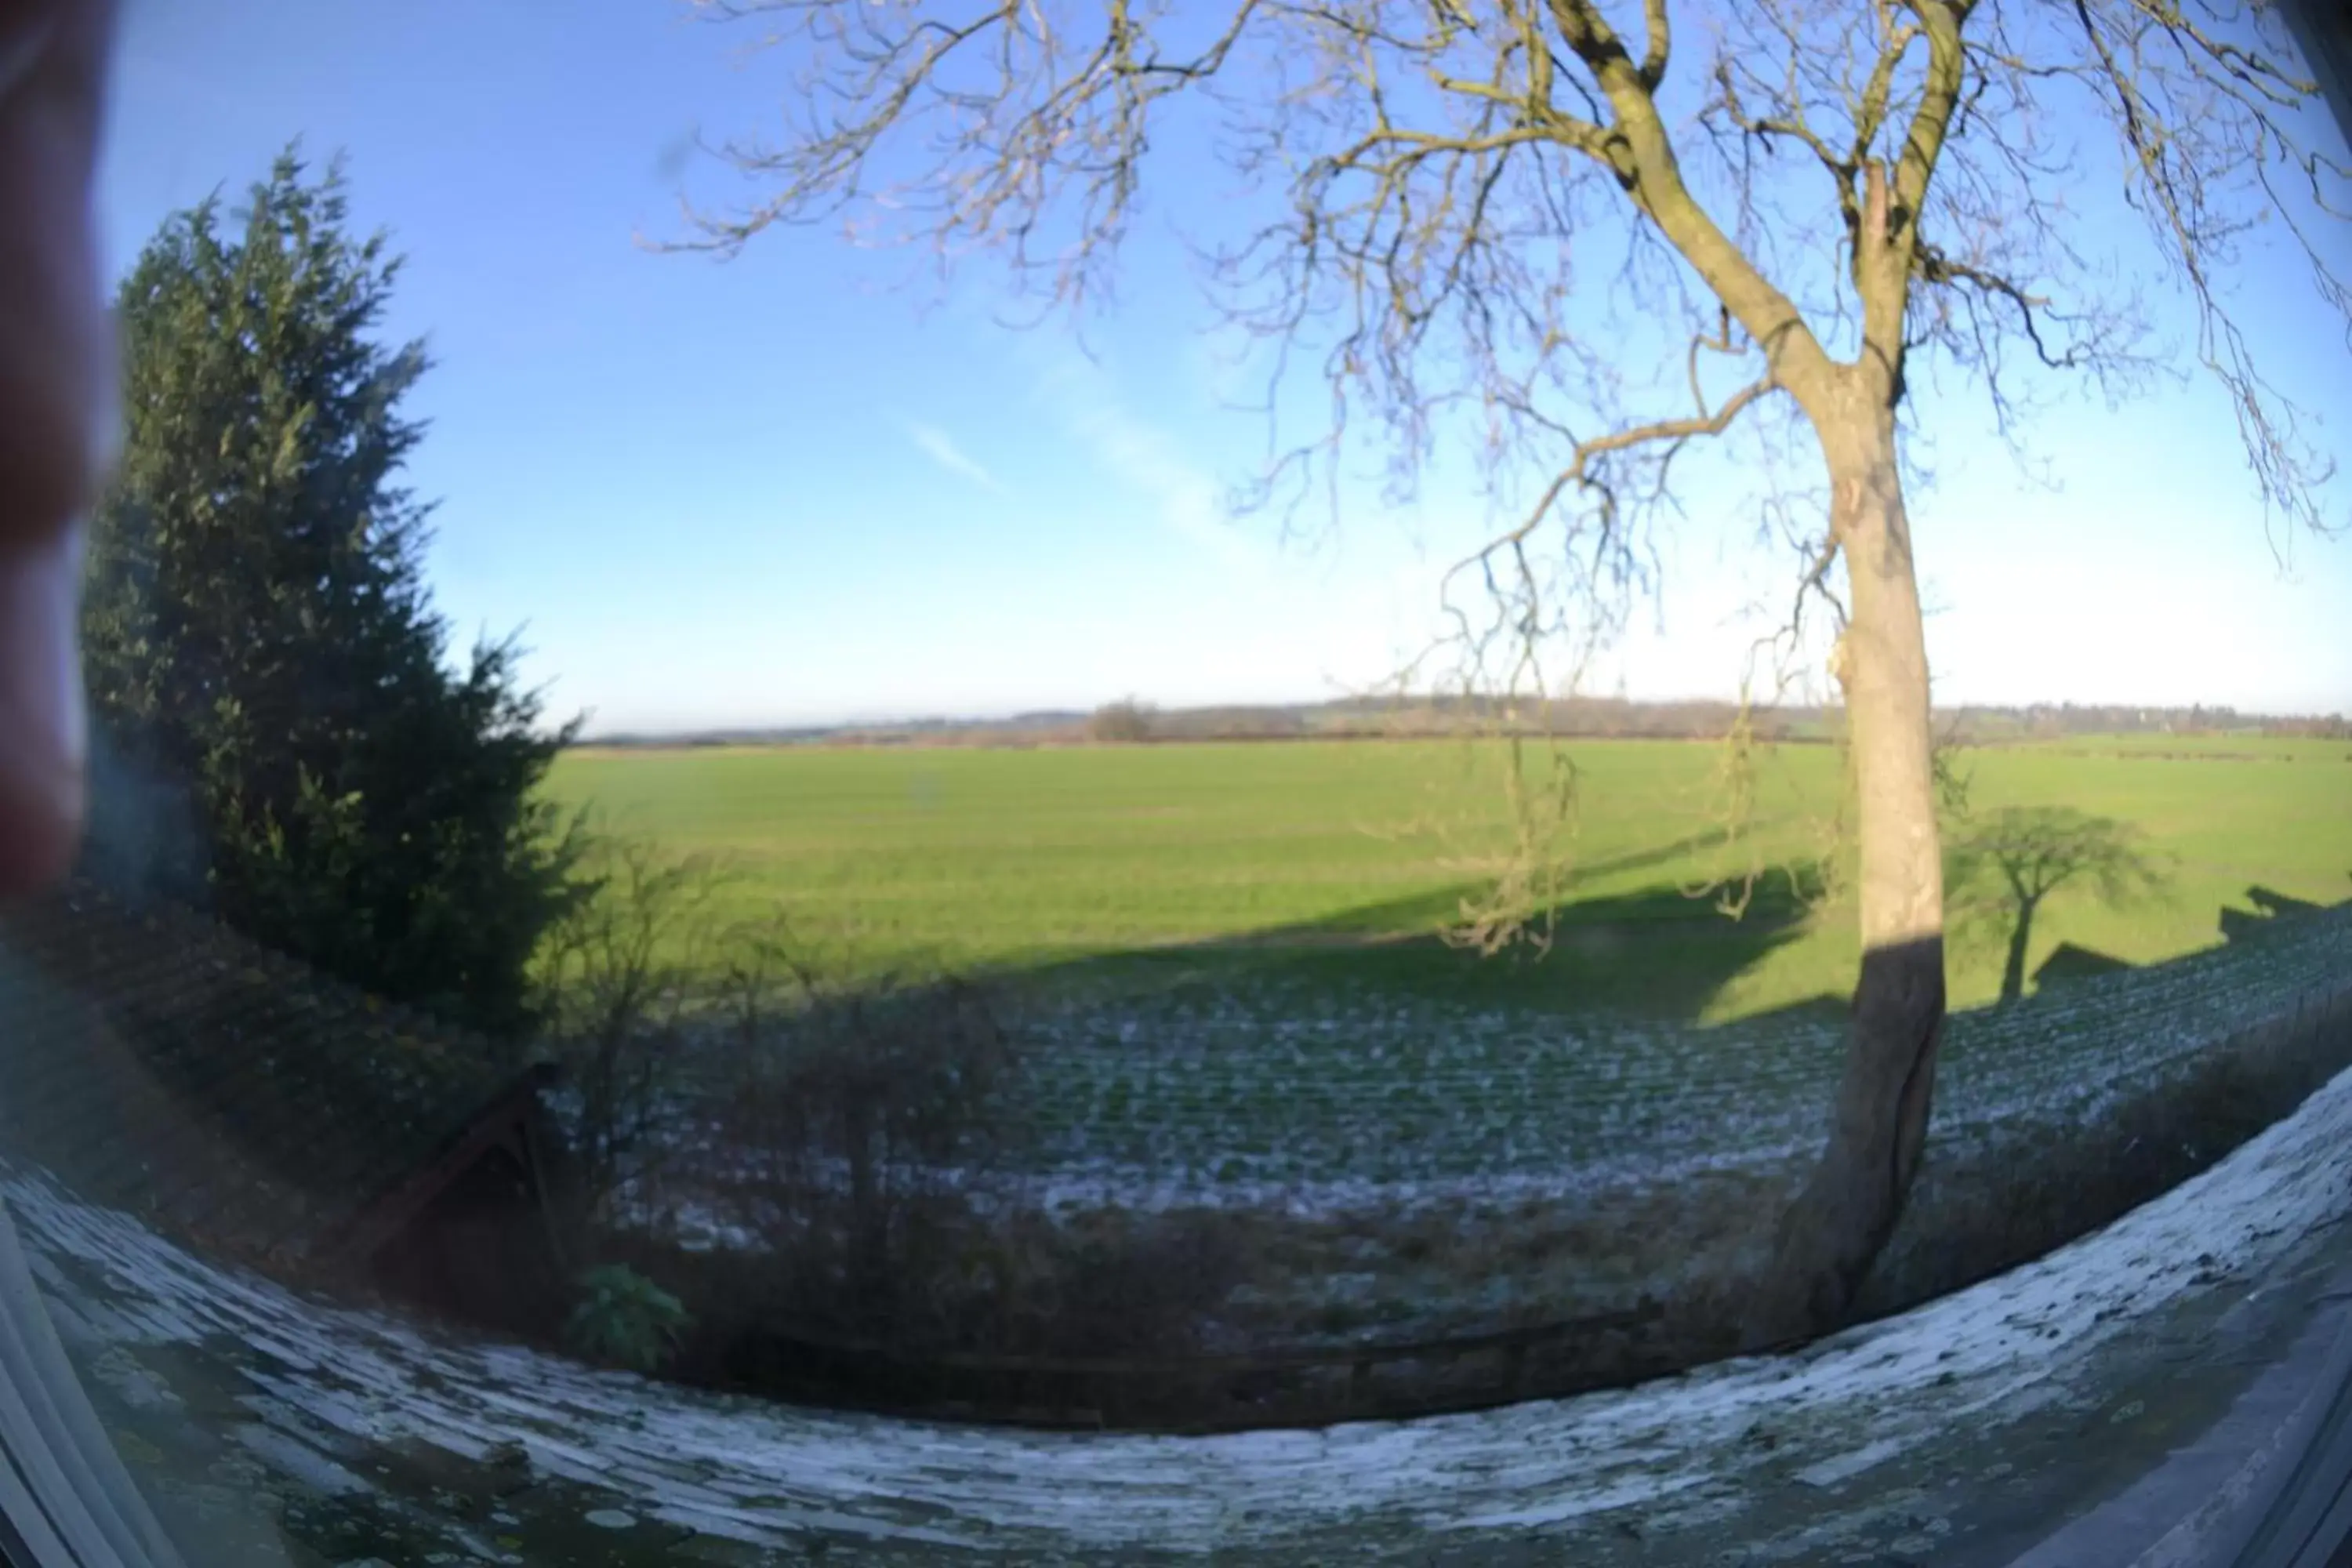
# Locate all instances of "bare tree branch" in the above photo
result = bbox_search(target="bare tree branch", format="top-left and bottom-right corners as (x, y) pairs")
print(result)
(1639, 0), (1672, 88)
(673, 0), (2352, 1338)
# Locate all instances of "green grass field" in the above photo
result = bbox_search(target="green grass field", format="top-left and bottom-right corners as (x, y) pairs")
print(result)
(545, 736), (2352, 1022)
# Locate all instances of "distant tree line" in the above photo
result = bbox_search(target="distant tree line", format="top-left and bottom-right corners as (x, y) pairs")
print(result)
(643, 697), (2350, 752)
(1944, 702), (2348, 741)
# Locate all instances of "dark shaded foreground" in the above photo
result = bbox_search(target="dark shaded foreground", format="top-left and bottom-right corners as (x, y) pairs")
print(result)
(10, 1050), (2351, 1565)
(2, 870), (2347, 1436)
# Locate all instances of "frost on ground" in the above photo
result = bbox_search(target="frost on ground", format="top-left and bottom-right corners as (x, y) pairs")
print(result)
(637, 905), (2351, 1219)
(10, 1058), (2352, 1563)
(607, 909), (2350, 1355)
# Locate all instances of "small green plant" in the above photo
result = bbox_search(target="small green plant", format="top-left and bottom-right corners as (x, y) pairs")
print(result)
(564, 1265), (691, 1374)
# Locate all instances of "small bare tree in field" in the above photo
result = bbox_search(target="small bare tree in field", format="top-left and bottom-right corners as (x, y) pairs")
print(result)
(662, 0), (2351, 1342)
(1087, 696), (1157, 743)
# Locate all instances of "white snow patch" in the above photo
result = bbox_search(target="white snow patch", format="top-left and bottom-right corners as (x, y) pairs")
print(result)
(231, 1420), (372, 1497)
(6, 1060), (2350, 1554)
(1793, 1436), (1906, 1490)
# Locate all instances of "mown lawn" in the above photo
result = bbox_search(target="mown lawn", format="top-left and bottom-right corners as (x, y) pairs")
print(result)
(545, 735), (2352, 1022)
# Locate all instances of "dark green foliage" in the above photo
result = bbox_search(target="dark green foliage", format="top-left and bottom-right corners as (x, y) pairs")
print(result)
(81, 148), (586, 1036)
(564, 1265), (692, 1374)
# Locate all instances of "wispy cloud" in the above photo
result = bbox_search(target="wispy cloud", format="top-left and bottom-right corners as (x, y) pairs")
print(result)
(1076, 407), (1265, 575)
(1024, 344), (1272, 579)
(906, 422), (1008, 496)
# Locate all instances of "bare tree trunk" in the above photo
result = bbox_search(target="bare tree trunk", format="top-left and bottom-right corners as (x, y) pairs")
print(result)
(1744, 392), (1947, 1349)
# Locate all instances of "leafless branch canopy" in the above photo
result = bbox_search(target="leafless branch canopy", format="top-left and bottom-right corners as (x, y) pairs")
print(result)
(674, 0), (2351, 660)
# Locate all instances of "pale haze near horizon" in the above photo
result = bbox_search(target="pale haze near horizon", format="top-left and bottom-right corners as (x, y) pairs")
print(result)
(96, 0), (2352, 736)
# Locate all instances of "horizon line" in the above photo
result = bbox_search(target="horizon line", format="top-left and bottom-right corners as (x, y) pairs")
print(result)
(572, 692), (2349, 745)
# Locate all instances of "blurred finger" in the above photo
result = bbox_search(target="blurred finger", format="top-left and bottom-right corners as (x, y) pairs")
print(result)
(0, 527), (84, 891)
(0, 0), (120, 541)
(0, 0), (120, 894)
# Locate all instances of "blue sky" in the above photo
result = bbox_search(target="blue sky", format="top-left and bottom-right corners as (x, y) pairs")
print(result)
(96, 0), (2352, 734)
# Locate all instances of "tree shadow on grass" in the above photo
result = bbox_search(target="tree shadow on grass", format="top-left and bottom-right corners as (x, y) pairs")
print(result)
(2031, 942), (2136, 990)
(1740, 992), (1851, 1028)
(1203, 826), (1777, 948)
(1941, 873), (2350, 1002)
(2217, 877), (2349, 946)
(1010, 858), (1832, 1025)
(1944, 807), (2176, 1004)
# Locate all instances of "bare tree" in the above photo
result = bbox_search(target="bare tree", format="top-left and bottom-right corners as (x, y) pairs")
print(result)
(1946, 806), (2172, 1002)
(534, 837), (736, 1229)
(661, 0), (2351, 1342)
(1087, 696), (1158, 743)
(699, 924), (1025, 1330)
